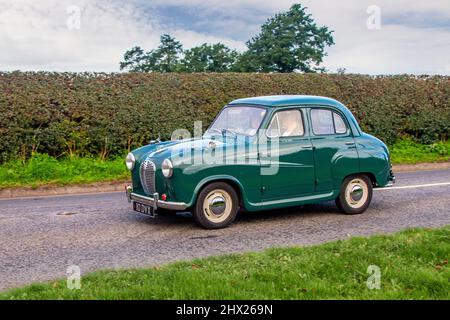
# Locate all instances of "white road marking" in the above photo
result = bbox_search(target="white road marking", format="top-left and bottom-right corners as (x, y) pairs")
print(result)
(375, 182), (450, 191)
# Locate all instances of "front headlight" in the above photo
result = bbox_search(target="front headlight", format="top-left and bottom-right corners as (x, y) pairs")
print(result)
(125, 152), (135, 171)
(161, 158), (173, 178)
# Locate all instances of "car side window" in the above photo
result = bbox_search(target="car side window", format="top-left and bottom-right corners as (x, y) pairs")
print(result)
(333, 112), (347, 134)
(311, 109), (348, 135)
(267, 109), (304, 137)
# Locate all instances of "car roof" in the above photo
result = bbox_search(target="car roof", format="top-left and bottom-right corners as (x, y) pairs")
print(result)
(229, 95), (343, 108)
(228, 95), (362, 136)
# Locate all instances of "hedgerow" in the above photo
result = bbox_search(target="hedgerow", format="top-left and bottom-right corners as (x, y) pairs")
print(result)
(0, 72), (449, 162)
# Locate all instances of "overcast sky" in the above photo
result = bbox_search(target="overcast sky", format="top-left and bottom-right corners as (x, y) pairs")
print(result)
(0, 0), (449, 74)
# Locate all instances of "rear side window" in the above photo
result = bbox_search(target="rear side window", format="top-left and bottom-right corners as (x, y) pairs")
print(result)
(311, 109), (348, 135)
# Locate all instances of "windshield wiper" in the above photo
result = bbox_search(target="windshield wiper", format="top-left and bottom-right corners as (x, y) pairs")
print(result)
(206, 128), (222, 136)
(221, 128), (238, 137)
(206, 128), (238, 138)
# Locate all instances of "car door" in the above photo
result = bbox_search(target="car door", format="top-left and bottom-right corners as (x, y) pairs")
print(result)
(309, 107), (360, 192)
(259, 108), (316, 201)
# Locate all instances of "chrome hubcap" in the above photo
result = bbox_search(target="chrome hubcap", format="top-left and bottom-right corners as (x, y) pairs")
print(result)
(345, 179), (368, 209)
(203, 189), (232, 223)
(350, 185), (364, 202)
(209, 196), (226, 215)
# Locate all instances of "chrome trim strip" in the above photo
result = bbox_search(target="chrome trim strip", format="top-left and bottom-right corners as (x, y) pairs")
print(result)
(254, 190), (335, 207)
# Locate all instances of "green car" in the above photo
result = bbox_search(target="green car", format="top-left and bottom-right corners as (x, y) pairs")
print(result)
(126, 95), (395, 229)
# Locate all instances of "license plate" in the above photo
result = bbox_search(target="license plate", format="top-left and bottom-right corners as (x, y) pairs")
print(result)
(133, 201), (156, 218)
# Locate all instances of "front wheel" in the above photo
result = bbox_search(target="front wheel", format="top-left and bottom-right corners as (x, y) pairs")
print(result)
(193, 182), (239, 229)
(335, 175), (373, 214)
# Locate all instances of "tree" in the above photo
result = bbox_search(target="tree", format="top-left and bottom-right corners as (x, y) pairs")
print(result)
(119, 46), (147, 72)
(119, 4), (335, 73)
(236, 4), (334, 73)
(179, 43), (239, 72)
(120, 34), (183, 72)
(152, 34), (183, 72)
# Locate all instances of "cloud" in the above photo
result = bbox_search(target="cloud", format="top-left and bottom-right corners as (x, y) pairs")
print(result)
(299, 0), (450, 74)
(0, 0), (449, 74)
(0, 0), (162, 71)
(0, 0), (246, 71)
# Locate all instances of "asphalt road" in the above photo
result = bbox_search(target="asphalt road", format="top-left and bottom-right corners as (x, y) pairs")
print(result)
(1, 169), (450, 291)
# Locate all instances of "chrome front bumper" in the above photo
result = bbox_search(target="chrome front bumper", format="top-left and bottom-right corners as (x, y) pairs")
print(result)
(387, 169), (396, 186)
(126, 186), (188, 211)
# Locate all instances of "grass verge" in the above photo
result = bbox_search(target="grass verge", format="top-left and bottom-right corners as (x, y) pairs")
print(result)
(390, 139), (450, 164)
(0, 153), (129, 190)
(1, 226), (449, 300)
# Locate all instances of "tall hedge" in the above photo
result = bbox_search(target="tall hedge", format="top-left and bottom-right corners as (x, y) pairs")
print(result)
(0, 72), (449, 162)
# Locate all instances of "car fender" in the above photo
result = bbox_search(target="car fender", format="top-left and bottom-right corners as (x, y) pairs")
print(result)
(187, 175), (248, 209)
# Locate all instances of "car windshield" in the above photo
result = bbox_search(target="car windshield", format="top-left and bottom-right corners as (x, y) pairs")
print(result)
(206, 106), (267, 137)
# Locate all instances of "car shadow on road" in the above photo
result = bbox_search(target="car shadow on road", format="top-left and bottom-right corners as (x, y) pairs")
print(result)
(126, 200), (341, 227)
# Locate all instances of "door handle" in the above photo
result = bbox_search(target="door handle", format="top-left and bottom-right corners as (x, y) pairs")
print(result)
(345, 141), (356, 146)
(301, 145), (314, 150)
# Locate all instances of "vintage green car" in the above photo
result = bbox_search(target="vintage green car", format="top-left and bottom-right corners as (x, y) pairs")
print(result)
(125, 95), (395, 229)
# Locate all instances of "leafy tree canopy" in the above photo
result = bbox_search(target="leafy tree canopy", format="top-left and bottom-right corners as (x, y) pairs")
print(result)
(119, 46), (147, 72)
(179, 43), (239, 72)
(120, 4), (334, 73)
(120, 35), (183, 72)
(237, 4), (334, 73)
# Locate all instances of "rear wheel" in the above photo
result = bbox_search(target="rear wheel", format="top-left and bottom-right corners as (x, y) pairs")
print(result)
(193, 182), (239, 229)
(335, 175), (373, 214)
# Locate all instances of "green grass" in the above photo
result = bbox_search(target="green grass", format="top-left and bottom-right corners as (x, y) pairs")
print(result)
(2, 227), (449, 300)
(0, 139), (449, 189)
(0, 153), (129, 190)
(390, 139), (450, 164)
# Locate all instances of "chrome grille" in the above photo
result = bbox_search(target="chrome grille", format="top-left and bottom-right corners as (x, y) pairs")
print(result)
(139, 158), (156, 195)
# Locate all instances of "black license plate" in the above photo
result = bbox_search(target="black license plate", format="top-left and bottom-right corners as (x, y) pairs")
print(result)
(133, 201), (156, 218)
